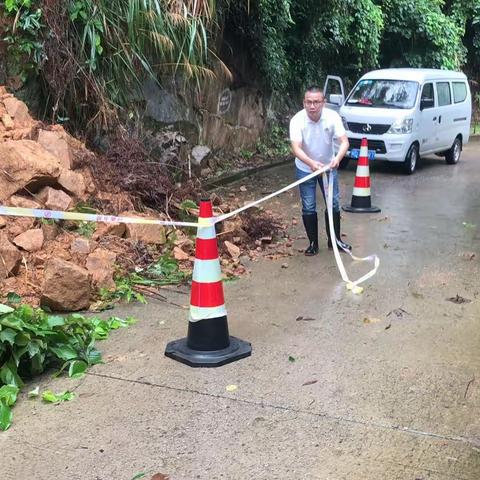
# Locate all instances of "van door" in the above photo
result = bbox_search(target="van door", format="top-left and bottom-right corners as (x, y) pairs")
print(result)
(323, 76), (345, 112)
(418, 82), (437, 154)
(435, 81), (454, 150)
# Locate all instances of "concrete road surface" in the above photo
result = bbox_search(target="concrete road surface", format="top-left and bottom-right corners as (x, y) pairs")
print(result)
(2, 142), (480, 480)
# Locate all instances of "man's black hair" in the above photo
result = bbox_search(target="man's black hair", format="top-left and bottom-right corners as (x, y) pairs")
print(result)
(305, 85), (323, 94)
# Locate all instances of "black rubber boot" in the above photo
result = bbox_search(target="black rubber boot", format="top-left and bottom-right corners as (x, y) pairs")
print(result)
(302, 213), (319, 256)
(325, 210), (352, 251)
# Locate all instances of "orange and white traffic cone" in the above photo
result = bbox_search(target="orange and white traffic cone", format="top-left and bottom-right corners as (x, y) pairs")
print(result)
(342, 137), (381, 213)
(165, 199), (251, 367)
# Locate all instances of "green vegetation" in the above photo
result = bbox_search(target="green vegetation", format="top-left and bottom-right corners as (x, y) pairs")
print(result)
(224, 0), (479, 94)
(256, 122), (291, 158)
(2, 1), (479, 132)
(3, 0), (44, 82)
(99, 253), (189, 307)
(0, 300), (135, 430)
(2, 0), (222, 131)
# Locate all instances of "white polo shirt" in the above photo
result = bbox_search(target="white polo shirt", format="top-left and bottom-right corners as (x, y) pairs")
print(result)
(289, 108), (346, 172)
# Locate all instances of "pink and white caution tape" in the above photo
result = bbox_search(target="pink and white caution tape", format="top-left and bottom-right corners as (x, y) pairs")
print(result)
(0, 164), (379, 291)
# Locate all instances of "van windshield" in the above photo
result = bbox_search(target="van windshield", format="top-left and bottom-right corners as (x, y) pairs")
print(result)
(346, 79), (419, 109)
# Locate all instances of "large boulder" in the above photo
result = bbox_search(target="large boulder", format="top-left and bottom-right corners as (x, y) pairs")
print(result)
(0, 233), (22, 279)
(37, 129), (73, 169)
(57, 169), (87, 199)
(86, 248), (116, 290)
(3, 96), (31, 126)
(0, 140), (62, 202)
(41, 258), (90, 311)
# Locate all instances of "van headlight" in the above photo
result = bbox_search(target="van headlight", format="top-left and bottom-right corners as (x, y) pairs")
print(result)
(341, 116), (349, 130)
(388, 118), (413, 134)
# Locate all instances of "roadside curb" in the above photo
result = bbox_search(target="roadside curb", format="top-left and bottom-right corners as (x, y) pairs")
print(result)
(203, 156), (293, 190)
(469, 133), (480, 143)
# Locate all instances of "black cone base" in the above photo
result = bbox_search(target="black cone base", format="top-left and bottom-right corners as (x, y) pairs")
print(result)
(165, 336), (252, 367)
(342, 194), (381, 213)
(342, 204), (381, 213)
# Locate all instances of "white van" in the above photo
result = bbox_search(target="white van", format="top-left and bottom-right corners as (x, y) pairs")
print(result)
(324, 69), (472, 174)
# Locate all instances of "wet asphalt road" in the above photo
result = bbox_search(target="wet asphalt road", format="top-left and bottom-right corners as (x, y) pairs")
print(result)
(2, 142), (480, 480)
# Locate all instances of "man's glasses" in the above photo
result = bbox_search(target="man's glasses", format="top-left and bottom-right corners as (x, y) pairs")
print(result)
(304, 100), (325, 107)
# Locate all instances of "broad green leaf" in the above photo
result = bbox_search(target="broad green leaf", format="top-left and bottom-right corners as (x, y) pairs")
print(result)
(0, 328), (17, 345)
(6, 292), (21, 304)
(86, 348), (102, 365)
(68, 360), (88, 378)
(0, 364), (24, 388)
(0, 317), (24, 330)
(50, 345), (79, 361)
(47, 316), (66, 328)
(14, 332), (31, 346)
(0, 401), (13, 431)
(0, 304), (14, 314)
(0, 385), (19, 406)
(27, 341), (41, 358)
(41, 390), (59, 403)
(180, 199), (197, 210)
(42, 390), (75, 403)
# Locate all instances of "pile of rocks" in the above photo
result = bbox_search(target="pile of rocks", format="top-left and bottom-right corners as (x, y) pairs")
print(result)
(0, 87), (291, 311)
(0, 87), (171, 311)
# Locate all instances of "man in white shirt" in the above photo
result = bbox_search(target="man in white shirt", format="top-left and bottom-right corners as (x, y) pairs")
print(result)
(290, 86), (351, 255)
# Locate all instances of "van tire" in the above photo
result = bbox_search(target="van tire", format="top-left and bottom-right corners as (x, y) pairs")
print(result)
(403, 143), (419, 175)
(445, 137), (462, 165)
(338, 156), (351, 170)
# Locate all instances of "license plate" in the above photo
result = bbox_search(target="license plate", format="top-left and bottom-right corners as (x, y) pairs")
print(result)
(350, 149), (376, 160)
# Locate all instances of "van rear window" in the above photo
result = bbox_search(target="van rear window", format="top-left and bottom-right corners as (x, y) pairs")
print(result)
(452, 82), (467, 103)
(346, 79), (418, 109)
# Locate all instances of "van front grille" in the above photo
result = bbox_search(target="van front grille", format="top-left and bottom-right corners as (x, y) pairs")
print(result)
(347, 122), (391, 135)
(349, 138), (386, 154)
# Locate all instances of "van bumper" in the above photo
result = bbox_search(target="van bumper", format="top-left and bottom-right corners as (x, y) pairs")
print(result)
(345, 134), (414, 162)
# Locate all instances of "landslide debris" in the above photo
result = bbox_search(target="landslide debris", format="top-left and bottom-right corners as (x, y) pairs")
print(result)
(0, 87), (291, 310)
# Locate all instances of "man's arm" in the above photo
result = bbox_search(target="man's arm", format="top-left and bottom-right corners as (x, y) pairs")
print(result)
(329, 134), (349, 169)
(291, 140), (324, 171)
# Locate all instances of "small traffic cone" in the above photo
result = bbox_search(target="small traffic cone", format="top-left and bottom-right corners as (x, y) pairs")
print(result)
(165, 199), (252, 367)
(342, 137), (381, 213)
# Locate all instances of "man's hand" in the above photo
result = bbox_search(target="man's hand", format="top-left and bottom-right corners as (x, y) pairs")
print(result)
(329, 157), (340, 169)
(311, 161), (325, 171)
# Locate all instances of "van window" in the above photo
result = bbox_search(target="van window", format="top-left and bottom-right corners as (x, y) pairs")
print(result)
(436, 82), (451, 106)
(421, 83), (434, 108)
(452, 82), (467, 103)
(346, 79), (418, 109)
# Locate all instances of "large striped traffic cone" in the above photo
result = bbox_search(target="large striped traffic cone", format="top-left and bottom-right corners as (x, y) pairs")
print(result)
(165, 199), (252, 367)
(342, 137), (381, 213)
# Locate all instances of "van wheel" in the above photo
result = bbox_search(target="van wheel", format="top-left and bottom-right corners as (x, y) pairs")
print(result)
(445, 137), (462, 165)
(338, 156), (351, 170)
(403, 143), (418, 174)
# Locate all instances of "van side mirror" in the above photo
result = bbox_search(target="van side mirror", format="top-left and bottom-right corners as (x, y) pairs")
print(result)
(329, 94), (344, 106)
(420, 98), (434, 110)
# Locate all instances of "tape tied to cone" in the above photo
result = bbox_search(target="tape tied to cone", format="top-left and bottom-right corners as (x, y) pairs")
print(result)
(343, 137), (381, 213)
(164, 199), (251, 367)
